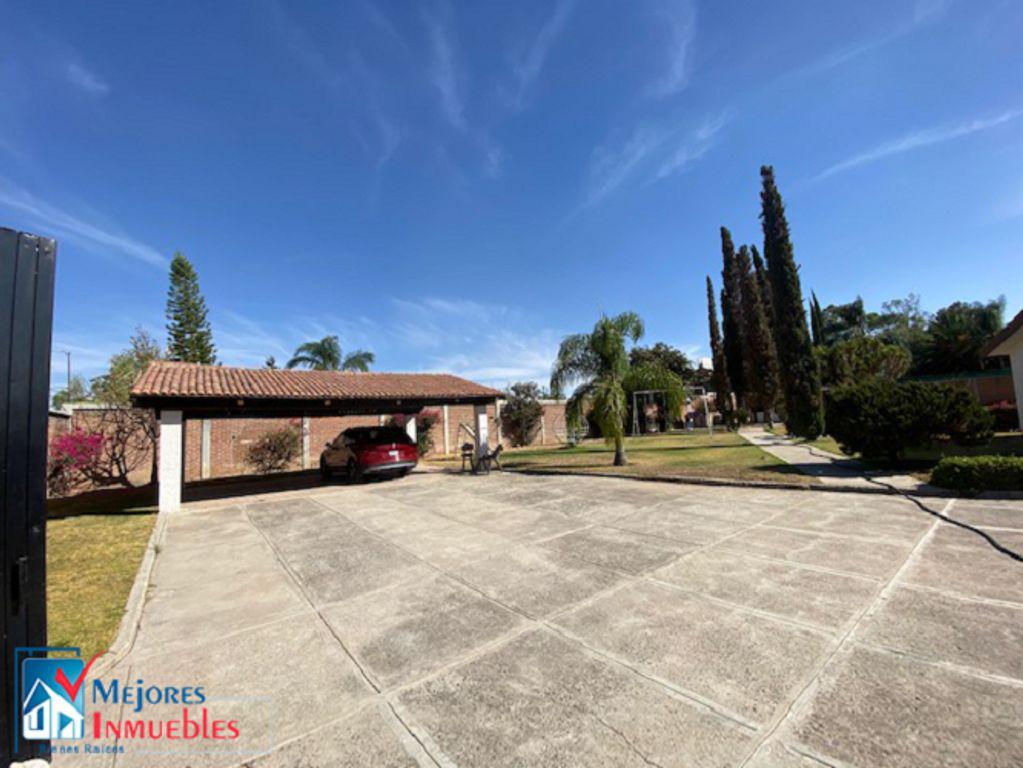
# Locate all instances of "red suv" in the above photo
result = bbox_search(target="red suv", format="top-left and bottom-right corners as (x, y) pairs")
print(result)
(319, 426), (417, 481)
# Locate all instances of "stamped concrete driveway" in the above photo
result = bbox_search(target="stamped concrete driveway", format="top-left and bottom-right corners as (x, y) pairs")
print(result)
(64, 473), (1023, 768)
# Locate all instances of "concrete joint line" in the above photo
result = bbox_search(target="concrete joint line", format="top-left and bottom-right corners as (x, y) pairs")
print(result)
(226, 701), (378, 768)
(313, 495), (761, 738)
(244, 507), (382, 695)
(589, 710), (668, 768)
(380, 624), (537, 701)
(543, 623), (759, 732)
(710, 547), (884, 584)
(758, 522), (919, 546)
(735, 500), (954, 768)
(385, 701), (449, 768)
(128, 607), (316, 666)
(852, 638), (1023, 688)
(642, 577), (837, 638)
(897, 581), (1023, 610)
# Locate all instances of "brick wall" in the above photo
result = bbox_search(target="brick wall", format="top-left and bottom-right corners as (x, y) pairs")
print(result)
(53, 399), (569, 494)
(47, 412), (70, 444)
(913, 371), (1015, 407)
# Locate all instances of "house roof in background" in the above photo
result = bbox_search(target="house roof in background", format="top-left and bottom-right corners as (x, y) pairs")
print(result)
(131, 361), (502, 403)
(983, 307), (1023, 357)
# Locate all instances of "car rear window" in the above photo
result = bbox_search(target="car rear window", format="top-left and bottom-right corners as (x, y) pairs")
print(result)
(345, 427), (412, 444)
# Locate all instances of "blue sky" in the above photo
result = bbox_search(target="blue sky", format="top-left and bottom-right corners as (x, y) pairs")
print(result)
(1, 0), (1021, 397)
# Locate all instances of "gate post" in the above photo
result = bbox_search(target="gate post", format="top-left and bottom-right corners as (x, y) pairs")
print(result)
(158, 410), (184, 513)
(1, 228), (56, 764)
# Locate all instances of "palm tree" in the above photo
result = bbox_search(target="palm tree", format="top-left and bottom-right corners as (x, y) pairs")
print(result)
(551, 312), (644, 466)
(286, 335), (375, 371)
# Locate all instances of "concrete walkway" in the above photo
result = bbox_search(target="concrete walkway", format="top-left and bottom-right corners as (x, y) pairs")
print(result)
(739, 427), (933, 493)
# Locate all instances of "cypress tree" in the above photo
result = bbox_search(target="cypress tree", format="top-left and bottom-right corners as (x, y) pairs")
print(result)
(810, 292), (825, 346)
(736, 245), (780, 420)
(166, 251), (217, 364)
(705, 276), (732, 413)
(751, 245), (773, 327)
(719, 227), (746, 404)
(759, 166), (823, 438)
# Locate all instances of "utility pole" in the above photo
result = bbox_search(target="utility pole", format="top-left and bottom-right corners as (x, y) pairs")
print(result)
(64, 350), (71, 398)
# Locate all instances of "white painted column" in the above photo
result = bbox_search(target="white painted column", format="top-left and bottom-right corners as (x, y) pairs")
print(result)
(200, 419), (211, 479)
(158, 410), (183, 513)
(474, 404), (489, 459)
(302, 416), (311, 469)
(1011, 347), (1023, 431)
(405, 414), (417, 445)
(442, 405), (450, 454)
(540, 415), (546, 445)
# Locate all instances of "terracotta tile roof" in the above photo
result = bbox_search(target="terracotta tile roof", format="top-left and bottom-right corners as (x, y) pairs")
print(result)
(131, 361), (502, 402)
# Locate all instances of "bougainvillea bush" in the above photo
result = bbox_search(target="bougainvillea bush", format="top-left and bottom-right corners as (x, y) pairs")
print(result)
(47, 429), (106, 497)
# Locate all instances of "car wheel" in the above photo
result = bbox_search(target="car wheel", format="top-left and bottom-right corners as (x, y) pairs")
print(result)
(346, 459), (361, 482)
(319, 457), (332, 480)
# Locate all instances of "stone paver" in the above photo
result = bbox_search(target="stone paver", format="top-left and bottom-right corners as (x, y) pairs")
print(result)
(55, 472), (1023, 767)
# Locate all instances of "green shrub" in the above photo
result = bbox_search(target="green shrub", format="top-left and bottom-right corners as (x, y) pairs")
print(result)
(931, 456), (1023, 493)
(502, 382), (544, 446)
(817, 337), (911, 387)
(245, 427), (301, 474)
(826, 379), (993, 461)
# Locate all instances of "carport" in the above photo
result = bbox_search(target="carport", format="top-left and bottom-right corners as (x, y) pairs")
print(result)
(130, 361), (502, 513)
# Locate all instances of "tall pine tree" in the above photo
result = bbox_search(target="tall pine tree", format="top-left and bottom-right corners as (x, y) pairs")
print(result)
(705, 276), (732, 412)
(166, 251), (216, 364)
(719, 227), (746, 405)
(736, 245), (780, 420)
(759, 166), (823, 438)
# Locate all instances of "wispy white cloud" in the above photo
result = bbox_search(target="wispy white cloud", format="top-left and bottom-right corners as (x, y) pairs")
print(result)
(648, 0), (697, 98)
(655, 112), (729, 181)
(582, 125), (673, 209)
(793, 0), (952, 79)
(579, 112), (726, 210)
(358, 0), (407, 49)
(390, 297), (557, 387)
(422, 328), (560, 386)
(0, 178), (165, 267)
(505, 0), (575, 111)
(994, 184), (1023, 222)
(374, 114), (404, 170)
(423, 10), (466, 131)
(66, 61), (110, 96)
(813, 109), (1023, 182)
(265, 3), (404, 177)
(914, 0), (953, 24)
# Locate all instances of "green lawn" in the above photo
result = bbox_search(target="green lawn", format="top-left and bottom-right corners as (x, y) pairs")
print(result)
(47, 503), (156, 661)
(430, 430), (814, 484)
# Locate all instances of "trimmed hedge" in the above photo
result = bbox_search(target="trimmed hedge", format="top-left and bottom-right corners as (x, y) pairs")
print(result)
(826, 379), (993, 461)
(931, 456), (1023, 493)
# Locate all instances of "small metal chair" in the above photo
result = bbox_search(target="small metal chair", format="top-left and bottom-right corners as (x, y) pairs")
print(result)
(460, 442), (476, 472)
(478, 444), (503, 474)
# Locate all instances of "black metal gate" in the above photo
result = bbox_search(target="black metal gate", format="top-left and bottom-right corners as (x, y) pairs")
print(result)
(1, 227), (57, 764)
